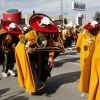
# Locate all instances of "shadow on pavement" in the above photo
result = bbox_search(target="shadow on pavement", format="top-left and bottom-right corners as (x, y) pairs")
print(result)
(36, 71), (80, 96)
(54, 57), (79, 68)
(0, 88), (10, 96)
(2, 96), (29, 100)
(1, 90), (26, 100)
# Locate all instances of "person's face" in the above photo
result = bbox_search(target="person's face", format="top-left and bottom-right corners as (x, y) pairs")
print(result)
(67, 28), (71, 32)
(38, 32), (49, 37)
(90, 28), (99, 35)
(9, 28), (17, 31)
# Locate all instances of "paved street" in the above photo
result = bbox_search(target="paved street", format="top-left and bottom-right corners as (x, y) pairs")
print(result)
(0, 45), (88, 100)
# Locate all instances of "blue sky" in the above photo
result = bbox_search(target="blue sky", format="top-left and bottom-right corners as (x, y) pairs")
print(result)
(0, 0), (100, 20)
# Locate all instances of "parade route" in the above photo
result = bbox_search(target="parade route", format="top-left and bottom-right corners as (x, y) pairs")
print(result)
(0, 45), (88, 100)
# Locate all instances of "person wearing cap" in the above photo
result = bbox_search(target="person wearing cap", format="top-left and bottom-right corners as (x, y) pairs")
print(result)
(65, 25), (73, 50)
(78, 21), (100, 98)
(78, 21), (99, 69)
(53, 32), (65, 57)
(52, 20), (65, 58)
(0, 29), (6, 63)
(0, 21), (23, 77)
(76, 23), (91, 52)
(15, 14), (61, 94)
(62, 26), (68, 49)
(73, 24), (80, 44)
(86, 23), (100, 100)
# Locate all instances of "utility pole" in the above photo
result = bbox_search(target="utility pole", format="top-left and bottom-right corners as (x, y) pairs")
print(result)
(61, 0), (64, 25)
(66, 0), (67, 19)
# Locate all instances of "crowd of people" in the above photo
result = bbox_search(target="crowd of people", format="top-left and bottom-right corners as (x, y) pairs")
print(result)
(0, 12), (99, 100)
(0, 13), (79, 94)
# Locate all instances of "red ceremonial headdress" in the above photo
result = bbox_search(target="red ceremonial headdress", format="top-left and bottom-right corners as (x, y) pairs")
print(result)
(29, 13), (61, 33)
(1, 20), (23, 35)
(84, 21), (100, 30)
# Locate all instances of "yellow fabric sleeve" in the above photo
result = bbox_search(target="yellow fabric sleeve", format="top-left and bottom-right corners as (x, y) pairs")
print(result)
(0, 29), (5, 34)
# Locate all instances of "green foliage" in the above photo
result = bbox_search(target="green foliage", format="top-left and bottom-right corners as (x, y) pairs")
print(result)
(92, 11), (100, 21)
(81, 14), (84, 19)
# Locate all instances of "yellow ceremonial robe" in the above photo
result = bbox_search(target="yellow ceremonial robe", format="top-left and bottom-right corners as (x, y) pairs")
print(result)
(73, 28), (79, 39)
(53, 34), (65, 53)
(76, 29), (89, 52)
(15, 30), (44, 93)
(78, 32), (100, 95)
(79, 32), (95, 69)
(78, 40), (95, 93)
(87, 32), (100, 100)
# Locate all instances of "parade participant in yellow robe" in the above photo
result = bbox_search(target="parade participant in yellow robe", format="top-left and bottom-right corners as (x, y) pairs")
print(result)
(73, 25), (80, 44)
(15, 31), (44, 92)
(52, 20), (65, 54)
(76, 23), (95, 69)
(76, 29), (89, 52)
(66, 26), (73, 50)
(53, 33), (65, 54)
(87, 32), (100, 100)
(62, 25), (73, 49)
(62, 27), (66, 41)
(62, 27), (68, 49)
(0, 29), (5, 63)
(0, 21), (23, 77)
(15, 13), (61, 94)
(78, 21), (100, 95)
(79, 31), (95, 69)
(79, 44), (95, 93)
(15, 30), (55, 93)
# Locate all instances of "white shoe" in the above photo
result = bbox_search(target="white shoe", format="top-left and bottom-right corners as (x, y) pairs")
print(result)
(29, 92), (32, 95)
(67, 47), (73, 50)
(8, 70), (16, 76)
(2, 72), (8, 78)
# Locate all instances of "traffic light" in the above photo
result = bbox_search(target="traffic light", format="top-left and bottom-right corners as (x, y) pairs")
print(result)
(64, 18), (67, 24)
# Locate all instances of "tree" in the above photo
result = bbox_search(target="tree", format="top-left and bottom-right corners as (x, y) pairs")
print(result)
(92, 11), (100, 22)
(81, 14), (84, 19)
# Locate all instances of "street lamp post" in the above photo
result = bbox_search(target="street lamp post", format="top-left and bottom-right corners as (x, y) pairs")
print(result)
(61, 0), (63, 16)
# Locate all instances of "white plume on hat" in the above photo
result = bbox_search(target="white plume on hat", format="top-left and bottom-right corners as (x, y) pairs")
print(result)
(57, 25), (61, 27)
(74, 24), (79, 28)
(8, 22), (16, 29)
(91, 21), (98, 27)
(52, 18), (55, 21)
(27, 24), (30, 28)
(23, 26), (28, 31)
(40, 17), (50, 26)
(74, 24), (77, 29)
(66, 21), (72, 27)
